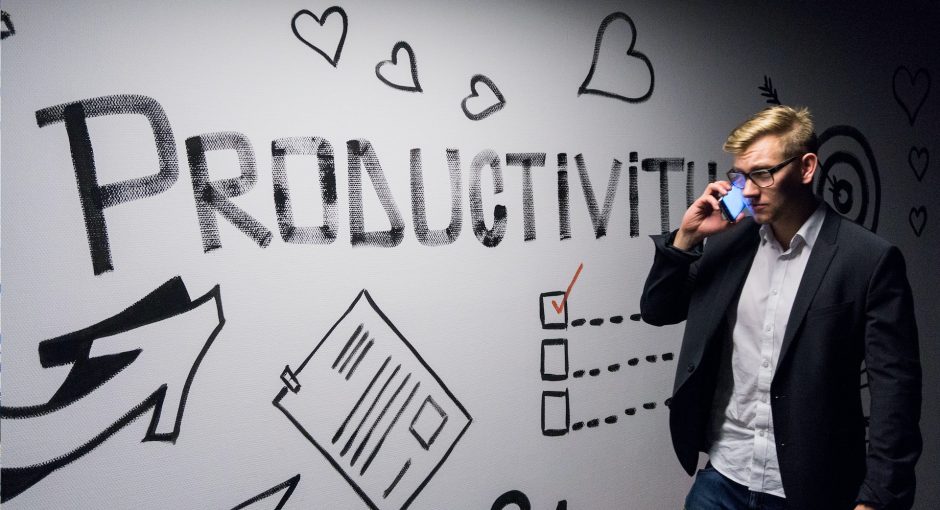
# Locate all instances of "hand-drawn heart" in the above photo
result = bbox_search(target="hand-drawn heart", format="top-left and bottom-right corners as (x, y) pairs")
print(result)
(909, 206), (927, 237)
(375, 41), (422, 92)
(291, 7), (348, 67)
(893, 66), (931, 125)
(461, 74), (505, 121)
(908, 146), (929, 182)
(1, 10), (15, 40)
(579, 12), (655, 103)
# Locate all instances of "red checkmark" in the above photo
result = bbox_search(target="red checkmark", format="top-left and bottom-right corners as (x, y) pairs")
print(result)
(552, 262), (584, 314)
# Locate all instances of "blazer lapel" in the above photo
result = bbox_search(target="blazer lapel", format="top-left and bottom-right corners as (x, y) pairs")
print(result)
(699, 222), (760, 345)
(778, 206), (841, 365)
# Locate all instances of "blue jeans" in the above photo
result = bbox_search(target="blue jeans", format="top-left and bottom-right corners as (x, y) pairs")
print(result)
(685, 463), (788, 510)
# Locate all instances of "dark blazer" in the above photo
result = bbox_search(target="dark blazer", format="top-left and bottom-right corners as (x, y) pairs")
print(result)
(640, 205), (921, 510)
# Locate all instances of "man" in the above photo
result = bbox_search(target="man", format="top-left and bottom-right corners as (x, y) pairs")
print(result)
(640, 106), (921, 509)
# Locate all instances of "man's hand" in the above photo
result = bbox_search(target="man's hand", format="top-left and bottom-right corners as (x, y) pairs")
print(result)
(673, 181), (742, 250)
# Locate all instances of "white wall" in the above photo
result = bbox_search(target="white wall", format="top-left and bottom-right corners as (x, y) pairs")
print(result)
(2, 1), (937, 508)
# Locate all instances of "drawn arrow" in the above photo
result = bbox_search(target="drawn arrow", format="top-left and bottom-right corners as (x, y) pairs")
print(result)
(1, 277), (225, 502)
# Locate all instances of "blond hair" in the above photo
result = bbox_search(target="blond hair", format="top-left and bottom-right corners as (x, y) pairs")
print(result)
(723, 105), (818, 157)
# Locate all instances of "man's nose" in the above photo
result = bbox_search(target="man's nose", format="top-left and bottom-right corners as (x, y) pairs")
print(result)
(743, 178), (760, 198)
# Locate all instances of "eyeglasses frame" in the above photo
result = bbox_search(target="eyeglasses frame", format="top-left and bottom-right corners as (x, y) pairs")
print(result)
(727, 153), (805, 189)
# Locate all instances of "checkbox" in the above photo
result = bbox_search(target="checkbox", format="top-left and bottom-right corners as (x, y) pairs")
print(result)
(539, 291), (567, 329)
(541, 390), (570, 436)
(541, 339), (568, 381)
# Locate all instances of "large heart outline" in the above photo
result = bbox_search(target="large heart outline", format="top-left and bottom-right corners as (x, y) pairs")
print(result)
(893, 66), (931, 125)
(375, 41), (422, 93)
(291, 7), (348, 67)
(908, 146), (929, 182)
(578, 12), (655, 103)
(909, 206), (927, 237)
(461, 74), (506, 121)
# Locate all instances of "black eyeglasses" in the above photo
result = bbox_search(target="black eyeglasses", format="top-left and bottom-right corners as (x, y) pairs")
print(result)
(727, 154), (804, 188)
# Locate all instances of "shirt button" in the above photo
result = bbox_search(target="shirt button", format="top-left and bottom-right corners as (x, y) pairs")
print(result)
(762, 360), (770, 368)
(687, 363), (695, 373)
(765, 325), (772, 332)
(771, 289), (778, 295)
(758, 430), (765, 437)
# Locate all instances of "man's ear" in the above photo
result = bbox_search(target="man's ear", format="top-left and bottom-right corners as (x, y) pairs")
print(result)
(801, 153), (818, 185)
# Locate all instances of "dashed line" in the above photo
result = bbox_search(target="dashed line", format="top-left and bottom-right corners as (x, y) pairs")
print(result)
(570, 353), (674, 378)
(571, 314), (638, 327)
(569, 399), (671, 432)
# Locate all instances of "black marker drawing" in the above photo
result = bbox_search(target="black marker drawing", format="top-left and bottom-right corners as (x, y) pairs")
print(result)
(557, 154), (572, 240)
(641, 158), (685, 234)
(759, 76), (781, 105)
(541, 339), (569, 381)
(274, 290), (471, 510)
(35, 94), (179, 275)
(491, 490), (567, 510)
(539, 291), (568, 330)
(469, 149), (507, 246)
(908, 146), (928, 182)
(1, 277), (224, 502)
(231, 474), (301, 510)
(569, 398), (670, 433)
(892, 66), (931, 125)
(578, 12), (654, 103)
(575, 154), (622, 238)
(461, 74), (506, 121)
(348, 139), (406, 247)
(814, 126), (881, 232)
(410, 148), (462, 246)
(507, 153), (547, 241)
(272, 137), (339, 244)
(187, 131), (273, 252)
(909, 206), (927, 237)
(1, 10), (14, 39)
(570, 352), (673, 380)
(492, 490), (530, 510)
(629, 152), (639, 237)
(541, 389), (570, 436)
(291, 7), (348, 67)
(376, 42), (422, 92)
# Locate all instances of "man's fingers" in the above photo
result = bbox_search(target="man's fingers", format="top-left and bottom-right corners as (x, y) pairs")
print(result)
(704, 195), (721, 211)
(705, 181), (732, 196)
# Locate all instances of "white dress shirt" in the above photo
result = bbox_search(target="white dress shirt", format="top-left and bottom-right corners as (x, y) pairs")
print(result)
(707, 203), (827, 497)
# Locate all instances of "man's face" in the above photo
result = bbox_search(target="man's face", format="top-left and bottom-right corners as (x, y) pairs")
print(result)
(733, 134), (811, 225)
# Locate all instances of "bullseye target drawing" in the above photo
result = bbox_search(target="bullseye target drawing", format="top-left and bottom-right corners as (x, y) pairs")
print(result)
(814, 126), (881, 233)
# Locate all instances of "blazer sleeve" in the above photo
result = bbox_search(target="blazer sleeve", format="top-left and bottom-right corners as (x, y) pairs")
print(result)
(640, 230), (703, 326)
(855, 246), (922, 509)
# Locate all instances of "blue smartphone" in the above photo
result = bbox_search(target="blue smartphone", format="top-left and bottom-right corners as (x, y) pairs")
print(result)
(719, 186), (749, 222)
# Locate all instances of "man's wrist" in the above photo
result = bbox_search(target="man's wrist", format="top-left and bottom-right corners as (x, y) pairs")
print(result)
(672, 229), (702, 252)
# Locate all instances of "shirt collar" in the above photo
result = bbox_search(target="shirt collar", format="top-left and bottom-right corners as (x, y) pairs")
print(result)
(758, 201), (827, 251)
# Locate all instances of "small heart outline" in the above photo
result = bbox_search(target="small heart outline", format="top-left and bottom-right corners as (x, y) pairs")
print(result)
(893, 66), (931, 126)
(461, 74), (506, 121)
(909, 206), (927, 237)
(908, 146), (929, 182)
(375, 41), (422, 93)
(291, 7), (348, 67)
